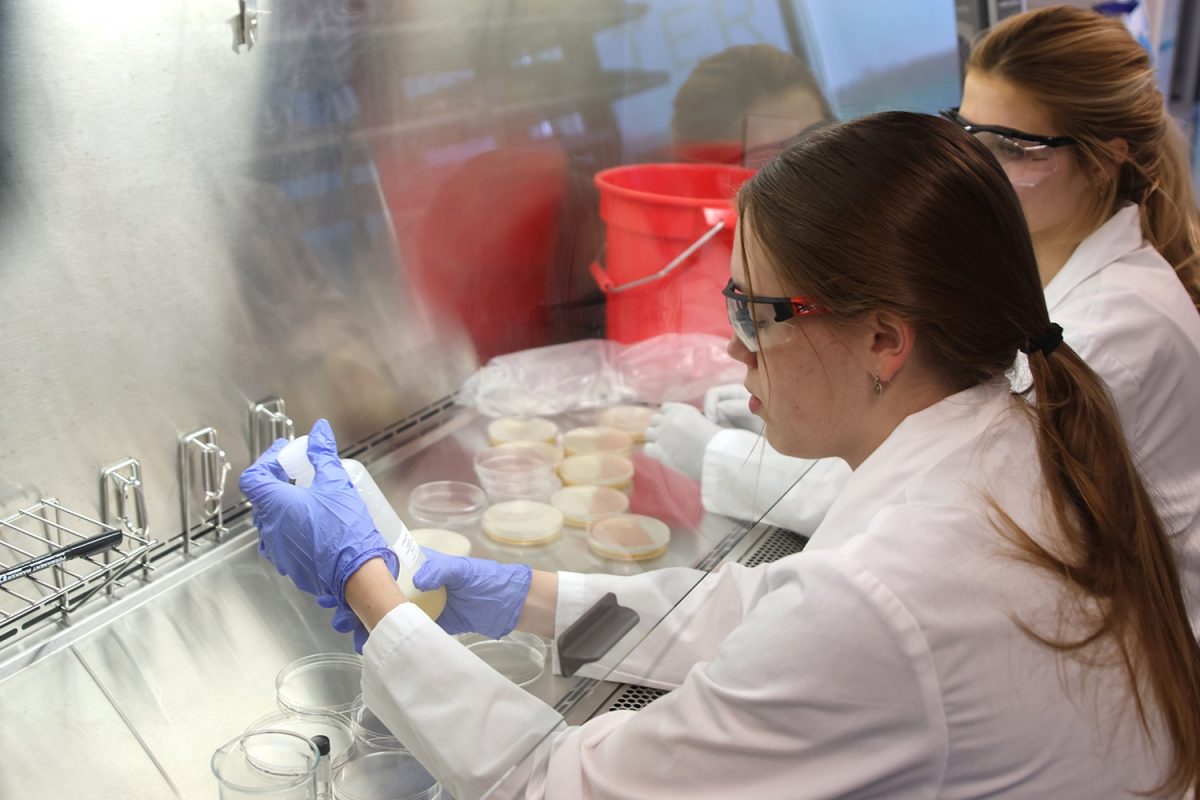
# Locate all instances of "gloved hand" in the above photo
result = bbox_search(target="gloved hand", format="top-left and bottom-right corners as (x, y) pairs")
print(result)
(331, 605), (370, 654)
(704, 383), (764, 434)
(643, 402), (722, 481)
(239, 419), (398, 609)
(412, 548), (532, 638)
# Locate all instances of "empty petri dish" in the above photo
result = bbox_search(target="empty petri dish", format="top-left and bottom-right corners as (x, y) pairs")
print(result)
(246, 710), (355, 767)
(409, 528), (472, 558)
(563, 426), (634, 456)
(487, 416), (559, 446)
(407, 481), (487, 528)
(482, 500), (564, 546)
(349, 698), (406, 755)
(558, 453), (635, 490)
(482, 475), (563, 504)
(588, 514), (671, 561)
(276, 654), (364, 719)
(550, 485), (630, 528)
(496, 440), (564, 465)
(597, 405), (658, 443)
(466, 638), (545, 687)
(333, 751), (440, 800)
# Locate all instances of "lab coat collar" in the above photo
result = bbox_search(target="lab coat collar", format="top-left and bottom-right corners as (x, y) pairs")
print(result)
(807, 380), (1013, 550)
(1043, 205), (1144, 311)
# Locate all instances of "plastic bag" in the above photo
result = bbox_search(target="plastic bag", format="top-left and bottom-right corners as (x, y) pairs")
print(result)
(457, 334), (745, 416)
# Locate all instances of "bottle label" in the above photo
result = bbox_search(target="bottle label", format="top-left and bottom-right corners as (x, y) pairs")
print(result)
(392, 532), (420, 569)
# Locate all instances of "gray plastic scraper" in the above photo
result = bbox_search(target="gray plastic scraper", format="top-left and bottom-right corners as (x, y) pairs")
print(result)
(556, 592), (640, 677)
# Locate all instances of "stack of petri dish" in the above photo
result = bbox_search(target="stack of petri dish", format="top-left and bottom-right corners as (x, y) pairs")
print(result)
(588, 513), (671, 561)
(558, 452), (635, 491)
(550, 485), (630, 528)
(407, 481), (487, 529)
(562, 426), (634, 457)
(487, 416), (559, 446)
(332, 750), (441, 800)
(275, 654), (364, 721)
(456, 632), (547, 688)
(474, 446), (561, 502)
(246, 709), (355, 767)
(482, 500), (564, 547)
(597, 405), (658, 443)
(349, 697), (406, 756)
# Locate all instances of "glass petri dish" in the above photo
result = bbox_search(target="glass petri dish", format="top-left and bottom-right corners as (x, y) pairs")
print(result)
(332, 751), (440, 800)
(597, 405), (658, 443)
(474, 446), (557, 482)
(558, 453), (635, 490)
(550, 485), (630, 528)
(212, 731), (319, 796)
(562, 426), (634, 456)
(487, 416), (559, 446)
(409, 528), (472, 558)
(482, 500), (564, 546)
(496, 440), (564, 466)
(588, 514), (671, 561)
(466, 638), (545, 687)
(246, 710), (355, 767)
(349, 697), (406, 755)
(407, 481), (487, 528)
(276, 654), (364, 720)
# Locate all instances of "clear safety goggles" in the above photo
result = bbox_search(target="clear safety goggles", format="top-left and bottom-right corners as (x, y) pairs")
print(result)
(940, 108), (1078, 188)
(723, 279), (830, 353)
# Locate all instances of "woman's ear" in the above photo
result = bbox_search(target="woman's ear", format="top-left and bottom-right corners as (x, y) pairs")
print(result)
(865, 310), (917, 383)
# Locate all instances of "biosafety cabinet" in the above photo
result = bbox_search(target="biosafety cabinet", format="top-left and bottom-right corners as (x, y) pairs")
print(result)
(0, 2), (962, 796)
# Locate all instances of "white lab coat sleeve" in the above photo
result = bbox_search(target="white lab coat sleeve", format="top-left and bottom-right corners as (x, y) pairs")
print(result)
(700, 428), (851, 533)
(552, 561), (778, 689)
(365, 552), (948, 800)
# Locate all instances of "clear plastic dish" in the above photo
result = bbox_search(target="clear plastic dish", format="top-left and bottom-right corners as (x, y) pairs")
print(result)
(482, 500), (564, 546)
(558, 453), (635, 490)
(349, 698), (406, 755)
(597, 405), (658, 443)
(409, 528), (472, 558)
(275, 653), (364, 719)
(407, 481), (487, 528)
(550, 485), (630, 528)
(562, 426), (634, 456)
(487, 416), (559, 446)
(332, 751), (440, 800)
(481, 475), (562, 504)
(588, 514), (671, 561)
(466, 638), (546, 687)
(496, 440), (564, 465)
(246, 710), (355, 767)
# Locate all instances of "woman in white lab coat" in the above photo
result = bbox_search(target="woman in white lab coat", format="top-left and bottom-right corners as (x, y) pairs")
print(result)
(241, 111), (1200, 799)
(651, 7), (1200, 613)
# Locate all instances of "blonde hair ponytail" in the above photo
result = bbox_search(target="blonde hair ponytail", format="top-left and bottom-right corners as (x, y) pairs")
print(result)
(970, 6), (1200, 310)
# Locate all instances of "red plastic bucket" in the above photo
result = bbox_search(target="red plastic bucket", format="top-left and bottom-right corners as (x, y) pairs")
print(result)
(591, 163), (755, 343)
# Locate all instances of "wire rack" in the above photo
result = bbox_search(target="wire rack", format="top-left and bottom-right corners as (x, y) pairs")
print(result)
(0, 498), (155, 643)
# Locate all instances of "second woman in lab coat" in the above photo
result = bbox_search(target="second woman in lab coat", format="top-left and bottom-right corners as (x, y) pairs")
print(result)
(648, 7), (1200, 631)
(242, 111), (1200, 799)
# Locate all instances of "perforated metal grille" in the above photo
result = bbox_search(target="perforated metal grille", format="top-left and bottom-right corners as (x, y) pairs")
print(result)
(740, 528), (807, 568)
(607, 684), (669, 712)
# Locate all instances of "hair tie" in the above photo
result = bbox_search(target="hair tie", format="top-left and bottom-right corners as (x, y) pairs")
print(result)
(1019, 323), (1064, 356)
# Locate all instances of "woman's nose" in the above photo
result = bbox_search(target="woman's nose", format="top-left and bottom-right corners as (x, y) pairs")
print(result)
(727, 336), (756, 368)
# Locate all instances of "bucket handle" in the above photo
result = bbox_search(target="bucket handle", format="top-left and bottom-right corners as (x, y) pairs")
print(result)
(591, 208), (734, 295)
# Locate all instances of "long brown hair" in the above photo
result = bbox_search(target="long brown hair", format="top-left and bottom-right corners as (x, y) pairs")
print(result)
(739, 112), (1200, 797)
(969, 6), (1200, 310)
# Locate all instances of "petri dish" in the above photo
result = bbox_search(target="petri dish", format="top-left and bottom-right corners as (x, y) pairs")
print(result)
(496, 440), (564, 466)
(558, 453), (635, 490)
(349, 698), (406, 755)
(550, 485), (630, 528)
(466, 638), (545, 687)
(332, 751), (440, 800)
(487, 416), (559, 446)
(212, 731), (319, 796)
(481, 476), (562, 504)
(588, 514), (671, 561)
(597, 405), (658, 443)
(276, 654), (364, 720)
(407, 481), (487, 528)
(562, 426), (634, 456)
(482, 500), (564, 546)
(409, 528), (472, 558)
(246, 710), (355, 768)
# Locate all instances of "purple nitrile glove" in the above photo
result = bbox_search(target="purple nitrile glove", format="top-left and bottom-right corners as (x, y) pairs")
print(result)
(239, 418), (398, 609)
(412, 548), (532, 638)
